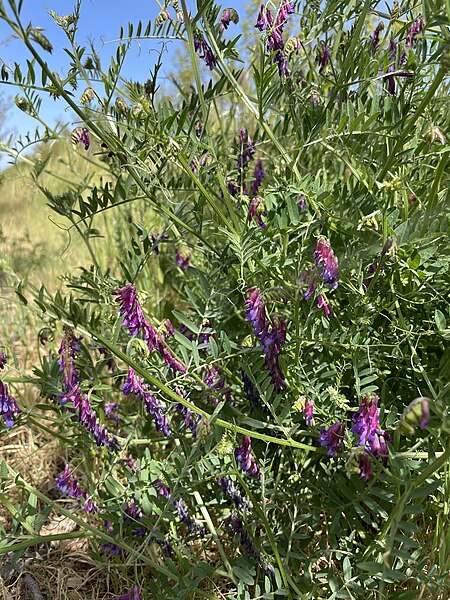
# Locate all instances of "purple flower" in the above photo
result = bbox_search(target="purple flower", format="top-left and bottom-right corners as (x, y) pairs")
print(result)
(105, 401), (119, 424)
(72, 127), (90, 150)
(174, 498), (205, 537)
(247, 196), (267, 229)
(316, 41), (331, 73)
(255, 0), (293, 76)
(351, 394), (380, 446)
(113, 283), (186, 375)
(220, 8), (239, 30)
(244, 287), (267, 338)
(244, 288), (286, 391)
(237, 128), (256, 170)
(0, 351), (7, 369)
(317, 294), (330, 316)
(122, 368), (171, 437)
(368, 429), (391, 465)
(176, 249), (191, 270)
(406, 17), (425, 50)
(313, 237), (339, 290)
(319, 421), (346, 459)
(174, 397), (199, 438)
(0, 381), (20, 428)
(235, 435), (260, 477)
(370, 23), (384, 51)
(115, 586), (140, 600)
(55, 465), (86, 500)
(358, 452), (373, 482)
(153, 479), (171, 499)
(303, 398), (314, 426)
(226, 514), (273, 574)
(218, 476), (252, 510)
(297, 194), (307, 211)
(193, 29), (216, 69)
(123, 499), (142, 525)
(203, 365), (233, 405)
(250, 159), (266, 196)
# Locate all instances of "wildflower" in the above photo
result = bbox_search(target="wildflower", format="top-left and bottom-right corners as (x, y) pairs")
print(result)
(250, 158), (266, 196)
(220, 8), (239, 30)
(175, 249), (191, 270)
(244, 288), (286, 391)
(241, 370), (261, 411)
(313, 237), (339, 290)
(255, 0), (293, 76)
(193, 29), (216, 69)
(319, 421), (346, 459)
(123, 499), (142, 525)
(237, 128), (256, 170)
(156, 536), (173, 557)
(351, 394), (380, 446)
(406, 17), (425, 50)
(204, 365), (233, 405)
(369, 429), (391, 465)
(55, 464), (98, 512)
(346, 448), (373, 482)
(399, 396), (429, 435)
(316, 41), (331, 73)
(105, 401), (119, 424)
(174, 400), (199, 437)
(113, 283), (186, 375)
(0, 351), (7, 369)
(235, 435), (260, 477)
(115, 586), (140, 600)
(226, 514), (274, 574)
(218, 476), (252, 510)
(174, 498), (205, 537)
(0, 381), (20, 428)
(58, 327), (82, 389)
(227, 177), (239, 197)
(317, 294), (330, 316)
(297, 194), (307, 211)
(370, 23), (384, 51)
(122, 368), (171, 437)
(71, 127), (90, 150)
(153, 479), (171, 499)
(84, 498), (98, 513)
(247, 196), (267, 229)
(293, 396), (315, 425)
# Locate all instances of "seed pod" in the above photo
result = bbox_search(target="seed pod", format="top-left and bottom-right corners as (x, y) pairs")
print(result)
(30, 29), (53, 53)
(399, 397), (430, 435)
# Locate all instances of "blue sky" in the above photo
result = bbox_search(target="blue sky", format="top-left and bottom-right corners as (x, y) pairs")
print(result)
(0, 0), (248, 144)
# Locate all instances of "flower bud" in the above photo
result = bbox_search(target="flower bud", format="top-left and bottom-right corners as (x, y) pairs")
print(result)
(399, 397), (429, 435)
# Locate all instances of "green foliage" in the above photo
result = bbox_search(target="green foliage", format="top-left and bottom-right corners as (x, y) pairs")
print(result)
(1, 0), (450, 598)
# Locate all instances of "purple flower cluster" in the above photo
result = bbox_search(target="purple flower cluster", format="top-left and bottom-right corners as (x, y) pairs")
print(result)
(301, 238), (339, 316)
(235, 435), (260, 478)
(175, 249), (191, 270)
(237, 128), (256, 170)
(226, 514), (274, 574)
(384, 38), (412, 95)
(351, 394), (391, 468)
(316, 41), (331, 73)
(193, 29), (216, 70)
(58, 326), (82, 389)
(122, 368), (171, 437)
(175, 498), (206, 538)
(204, 364), (233, 405)
(303, 397), (314, 425)
(123, 499), (142, 525)
(247, 196), (267, 229)
(55, 465), (98, 513)
(406, 17), (425, 51)
(218, 476), (252, 510)
(105, 401), (119, 424)
(174, 388), (199, 437)
(72, 127), (90, 150)
(220, 8), (239, 31)
(255, 0), (294, 76)
(0, 381), (20, 428)
(319, 421), (346, 459)
(370, 23), (384, 51)
(244, 288), (286, 391)
(113, 283), (186, 375)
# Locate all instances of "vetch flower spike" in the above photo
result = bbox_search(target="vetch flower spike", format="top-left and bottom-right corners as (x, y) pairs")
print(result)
(319, 421), (346, 459)
(235, 435), (260, 477)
